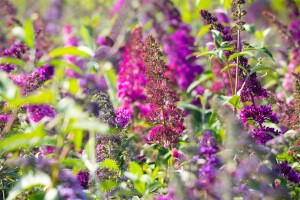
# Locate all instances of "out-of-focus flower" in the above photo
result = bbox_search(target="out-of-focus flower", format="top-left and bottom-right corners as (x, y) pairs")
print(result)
(96, 134), (122, 162)
(117, 26), (147, 105)
(45, 0), (64, 34)
(87, 91), (116, 126)
(163, 24), (203, 89)
(0, 0), (16, 16)
(240, 73), (267, 102)
(115, 106), (132, 129)
(251, 126), (281, 144)
(10, 64), (54, 95)
(240, 105), (279, 125)
(143, 0), (203, 90)
(111, 0), (126, 15)
(0, 42), (28, 73)
(27, 104), (55, 123)
(58, 170), (87, 200)
(77, 170), (89, 190)
(280, 162), (300, 183)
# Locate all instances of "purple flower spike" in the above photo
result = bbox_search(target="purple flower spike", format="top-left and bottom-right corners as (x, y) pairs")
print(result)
(280, 162), (300, 183)
(27, 104), (55, 123)
(115, 106), (132, 129)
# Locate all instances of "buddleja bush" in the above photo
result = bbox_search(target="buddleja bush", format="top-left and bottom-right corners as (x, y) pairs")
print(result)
(0, 0), (300, 199)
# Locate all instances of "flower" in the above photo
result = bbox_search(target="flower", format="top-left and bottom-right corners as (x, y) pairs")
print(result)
(116, 27), (147, 105)
(9, 64), (54, 95)
(96, 134), (122, 162)
(0, 42), (28, 73)
(240, 73), (267, 102)
(163, 24), (203, 89)
(27, 104), (55, 123)
(45, 0), (64, 34)
(144, 36), (185, 147)
(58, 170), (87, 200)
(114, 106), (132, 129)
(240, 105), (279, 125)
(199, 131), (219, 157)
(77, 170), (89, 190)
(280, 162), (300, 183)
(251, 126), (281, 144)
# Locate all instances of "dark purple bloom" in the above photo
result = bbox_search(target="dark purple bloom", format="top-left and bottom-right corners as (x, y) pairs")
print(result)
(199, 131), (219, 157)
(9, 65), (54, 95)
(240, 73), (267, 102)
(27, 104), (55, 123)
(114, 106), (132, 129)
(77, 170), (89, 190)
(251, 126), (281, 144)
(0, 42), (28, 73)
(200, 9), (233, 42)
(240, 105), (279, 125)
(280, 162), (300, 183)
(163, 24), (203, 89)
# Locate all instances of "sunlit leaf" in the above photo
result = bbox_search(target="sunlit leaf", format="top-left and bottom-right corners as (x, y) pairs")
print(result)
(49, 47), (91, 58)
(23, 19), (35, 48)
(100, 159), (119, 171)
(187, 71), (214, 93)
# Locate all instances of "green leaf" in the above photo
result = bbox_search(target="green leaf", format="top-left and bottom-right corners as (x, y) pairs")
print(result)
(49, 47), (91, 58)
(193, 51), (217, 58)
(228, 52), (252, 62)
(6, 171), (51, 200)
(0, 57), (26, 68)
(63, 78), (80, 95)
(259, 47), (275, 62)
(9, 89), (55, 108)
(220, 95), (241, 110)
(244, 24), (256, 34)
(23, 19), (35, 48)
(187, 71), (214, 93)
(220, 63), (236, 73)
(244, 46), (275, 62)
(0, 124), (51, 154)
(0, 71), (20, 100)
(250, 65), (276, 74)
(228, 95), (241, 110)
(47, 59), (84, 76)
(62, 158), (86, 169)
(196, 24), (211, 39)
(211, 30), (223, 45)
(73, 130), (83, 151)
(103, 66), (117, 107)
(100, 180), (117, 192)
(134, 181), (146, 194)
(178, 102), (201, 112)
(222, 0), (233, 10)
(72, 120), (109, 133)
(80, 25), (93, 49)
(129, 162), (143, 178)
(100, 159), (119, 171)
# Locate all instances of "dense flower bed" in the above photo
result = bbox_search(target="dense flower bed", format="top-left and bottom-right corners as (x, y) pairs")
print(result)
(0, 0), (300, 199)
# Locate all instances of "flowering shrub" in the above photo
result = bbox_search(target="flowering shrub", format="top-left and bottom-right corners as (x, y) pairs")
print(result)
(0, 0), (300, 199)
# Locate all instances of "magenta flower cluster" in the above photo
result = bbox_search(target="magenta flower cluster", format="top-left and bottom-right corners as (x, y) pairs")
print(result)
(0, 42), (28, 72)
(117, 27), (147, 105)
